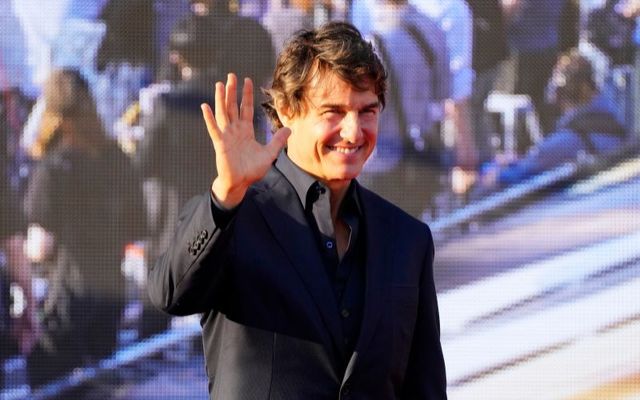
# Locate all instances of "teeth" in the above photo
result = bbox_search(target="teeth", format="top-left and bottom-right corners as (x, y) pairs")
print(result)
(330, 146), (359, 154)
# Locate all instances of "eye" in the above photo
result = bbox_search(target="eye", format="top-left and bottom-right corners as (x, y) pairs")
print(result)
(361, 108), (378, 116)
(321, 110), (345, 121)
(322, 109), (342, 116)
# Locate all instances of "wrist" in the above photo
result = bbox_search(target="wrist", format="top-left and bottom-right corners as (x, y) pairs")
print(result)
(211, 178), (247, 210)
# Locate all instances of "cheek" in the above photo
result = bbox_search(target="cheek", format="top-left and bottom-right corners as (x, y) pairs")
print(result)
(313, 121), (340, 146)
(363, 122), (379, 143)
(362, 113), (379, 134)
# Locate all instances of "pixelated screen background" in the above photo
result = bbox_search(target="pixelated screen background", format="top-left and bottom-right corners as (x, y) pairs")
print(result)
(1, 0), (639, 399)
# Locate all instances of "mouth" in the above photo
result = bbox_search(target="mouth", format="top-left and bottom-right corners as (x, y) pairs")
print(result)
(327, 145), (362, 155)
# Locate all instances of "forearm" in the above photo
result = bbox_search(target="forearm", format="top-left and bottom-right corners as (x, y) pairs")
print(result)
(147, 192), (235, 315)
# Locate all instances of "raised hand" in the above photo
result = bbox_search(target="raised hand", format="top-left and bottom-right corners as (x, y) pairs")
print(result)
(201, 73), (290, 209)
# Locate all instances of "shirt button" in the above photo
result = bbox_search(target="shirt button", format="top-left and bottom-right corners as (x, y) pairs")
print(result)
(341, 308), (350, 318)
(326, 240), (334, 249)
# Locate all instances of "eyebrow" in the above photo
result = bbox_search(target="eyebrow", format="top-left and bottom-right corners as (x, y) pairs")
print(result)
(318, 101), (380, 111)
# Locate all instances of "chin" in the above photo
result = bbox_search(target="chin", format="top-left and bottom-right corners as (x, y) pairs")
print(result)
(330, 167), (363, 181)
(320, 158), (367, 181)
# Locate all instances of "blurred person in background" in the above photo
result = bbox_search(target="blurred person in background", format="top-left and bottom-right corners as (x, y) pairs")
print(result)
(587, 0), (637, 67)
(1, 99), (37, 389)
(95, 0), (155, 134)
(504, 0), (565, 139)
(558, 0), (580, 54)
(1, 2), (38, 373)
(262, 0), (338, 55)
(140, 0), (274, 259)
(586, 0), (637, 131)
(96, 0), (155, 72)
(467, 0), (509, 168)
(414, 0), (478, 193)
(352, 0), (476, 195)
(479, 50), (627, 191)
(362, 0), (451, 218)
(621, 0), (640, 136)
(262, 0), (315, 56)
(167, 0), (274, 129)
(23, 69), (146, 387)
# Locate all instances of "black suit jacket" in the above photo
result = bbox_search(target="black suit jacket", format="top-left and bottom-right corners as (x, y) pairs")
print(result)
(148, 165), (447, 399)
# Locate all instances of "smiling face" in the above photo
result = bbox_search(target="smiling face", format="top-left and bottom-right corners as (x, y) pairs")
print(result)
(279, 70), (380, 191)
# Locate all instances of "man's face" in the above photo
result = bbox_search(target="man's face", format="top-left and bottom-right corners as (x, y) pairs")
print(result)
(280, 71), (380, 189)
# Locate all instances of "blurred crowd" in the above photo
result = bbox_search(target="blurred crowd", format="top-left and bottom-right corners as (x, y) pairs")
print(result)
(1, 0), (639, 394)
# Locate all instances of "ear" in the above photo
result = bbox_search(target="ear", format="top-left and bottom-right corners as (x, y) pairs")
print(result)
(274, 101), (292, 128)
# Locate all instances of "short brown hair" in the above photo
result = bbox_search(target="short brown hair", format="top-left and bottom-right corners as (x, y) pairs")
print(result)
(262, 21), (387, 130)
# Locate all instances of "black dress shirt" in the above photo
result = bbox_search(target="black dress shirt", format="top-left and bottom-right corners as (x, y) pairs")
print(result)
(274, 153), (365, 357)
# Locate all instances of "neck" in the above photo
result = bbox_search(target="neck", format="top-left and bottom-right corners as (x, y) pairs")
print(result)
(326, 181), (350, 222)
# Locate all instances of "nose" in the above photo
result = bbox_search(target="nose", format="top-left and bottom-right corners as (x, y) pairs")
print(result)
(340, 112), (362, 143)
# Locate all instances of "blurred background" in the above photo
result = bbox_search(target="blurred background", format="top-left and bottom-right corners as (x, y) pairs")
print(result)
(1, 0), (639, 398)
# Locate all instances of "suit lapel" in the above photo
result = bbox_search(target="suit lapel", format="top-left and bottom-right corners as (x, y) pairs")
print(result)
(348, 186), (393, 375)
(252, 169), (347, 360)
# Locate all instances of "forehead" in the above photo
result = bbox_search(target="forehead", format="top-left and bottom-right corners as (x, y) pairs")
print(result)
(304, 70), (377, 106)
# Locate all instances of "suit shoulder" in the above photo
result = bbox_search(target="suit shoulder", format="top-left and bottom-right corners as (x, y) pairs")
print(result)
(358, 184), (432, 238)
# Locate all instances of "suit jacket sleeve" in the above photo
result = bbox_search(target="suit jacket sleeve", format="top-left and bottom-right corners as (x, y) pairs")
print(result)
(402, 226), (448, 399)
(147, 192), (234, 316)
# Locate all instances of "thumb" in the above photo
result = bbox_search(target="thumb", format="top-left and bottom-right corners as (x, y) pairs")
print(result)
(265, 127), (291, 159)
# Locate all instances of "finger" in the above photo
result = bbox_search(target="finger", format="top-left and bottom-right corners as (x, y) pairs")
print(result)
(239, 77), (254, 122)
(201, 103), (221, 142)
(226, 73), (239, 122)
(214, 81), (229, 128)
(265, 127), (291, 159)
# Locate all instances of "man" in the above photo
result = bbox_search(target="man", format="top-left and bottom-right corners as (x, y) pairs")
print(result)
(148, 22), (447, 399)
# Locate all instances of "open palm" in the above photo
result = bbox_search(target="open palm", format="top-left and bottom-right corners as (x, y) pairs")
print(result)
(201, 74), (290, 208)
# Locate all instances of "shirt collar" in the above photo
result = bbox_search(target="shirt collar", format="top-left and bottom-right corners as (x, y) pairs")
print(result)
(274, 151), (362, 216)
